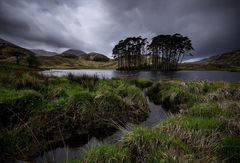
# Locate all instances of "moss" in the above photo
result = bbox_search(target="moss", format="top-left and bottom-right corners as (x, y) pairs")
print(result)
(71, 144), (130, 163)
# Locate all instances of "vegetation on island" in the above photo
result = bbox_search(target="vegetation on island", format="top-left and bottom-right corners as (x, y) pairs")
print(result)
(112, 34), (193, 71)
(1, 37), (240, 71)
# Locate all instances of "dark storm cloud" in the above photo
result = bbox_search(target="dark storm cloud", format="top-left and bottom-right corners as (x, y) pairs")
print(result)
(0, 0), (239, 57)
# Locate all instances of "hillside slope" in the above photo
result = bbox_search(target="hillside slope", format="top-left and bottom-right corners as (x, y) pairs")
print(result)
(0, 38), (35, 61)
(62, 49), (86, 56)
(30, 49), (58, 56)
(181, 49), (240, 71)
(198, 49), (240, 66)
(88, 52), (110, 62)
(38, 55), (117, 69)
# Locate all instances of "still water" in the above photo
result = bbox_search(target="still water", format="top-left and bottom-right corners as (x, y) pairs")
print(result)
(42, 69), (240, 82)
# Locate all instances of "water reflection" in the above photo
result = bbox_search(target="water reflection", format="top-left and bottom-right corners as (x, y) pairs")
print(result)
(42, 69), (240, 82)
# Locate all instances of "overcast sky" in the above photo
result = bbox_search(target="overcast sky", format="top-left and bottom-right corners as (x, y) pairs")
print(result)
(0, 0), (239, 58)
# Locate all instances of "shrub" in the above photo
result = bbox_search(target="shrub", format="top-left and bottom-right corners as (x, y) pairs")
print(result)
(26, 54), (40, 68)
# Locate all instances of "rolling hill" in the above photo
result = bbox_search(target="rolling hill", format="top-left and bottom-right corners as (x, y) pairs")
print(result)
(198, 49), (240, 66)
(181, 49), (240, 71)
(0, 38), (115, 69)
(88, 52), (110, 62)
(0, 38), (35, 60)
(30, 49), (58, 56)
(62, 49), (86, 56)
(38, 55), (116, 69)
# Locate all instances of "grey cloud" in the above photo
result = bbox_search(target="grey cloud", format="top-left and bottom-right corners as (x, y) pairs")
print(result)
(0, 0), (239, 57)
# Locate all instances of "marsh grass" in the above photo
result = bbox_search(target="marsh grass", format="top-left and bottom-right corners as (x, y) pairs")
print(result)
(1, 66), (239, 162)
(76, 80), (240, 162)
(70, 144), (130, 163)
(0, 70), (149, 161)
(67, 73), (99, 91)
(216, 136), (240, 162)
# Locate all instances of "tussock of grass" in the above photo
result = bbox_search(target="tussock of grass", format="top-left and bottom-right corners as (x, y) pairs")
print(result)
(121, 127), (192, 162)
(144, 149), (177, 163)
(216, 136), (240, 162)
(0, 71), (149, 161)
(67, 73), (99, 90)
(0, 89), (42, 127)
(70, 144), (130, 163)
(76, 80), (240, 162)
(180, 116), (220, 130)
(1, 65), (239, 162)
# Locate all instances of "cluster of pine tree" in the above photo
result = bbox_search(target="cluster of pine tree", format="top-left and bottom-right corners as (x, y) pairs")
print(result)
(112, 34), (194, 71)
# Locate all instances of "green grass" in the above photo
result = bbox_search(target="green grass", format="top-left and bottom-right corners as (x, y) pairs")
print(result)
(180, 116), (220, 130)
(73, 80), (240, 162)
(187, 102), (221, 118)
(0, 68), (149, 161)
(0, 63), (240, 162)
(70, 144), (130, 163)
(216, 136), (240, 162)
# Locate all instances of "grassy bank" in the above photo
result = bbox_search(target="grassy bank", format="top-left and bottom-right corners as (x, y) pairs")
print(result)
(179, 63), (240, 72)
(0, 57), (117, 69)
(38, 56), (117, 69)
(0, 62), (239, 162)
(0, 65), (149, 161)
(72, 80), (240, 162)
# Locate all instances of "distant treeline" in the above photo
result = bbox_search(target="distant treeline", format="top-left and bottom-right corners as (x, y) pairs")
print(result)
(112, 34), (194, 71)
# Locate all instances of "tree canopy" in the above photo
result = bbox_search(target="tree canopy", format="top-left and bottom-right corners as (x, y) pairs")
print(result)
(113, 36), (147, 70)
(113, 34), (193, 71)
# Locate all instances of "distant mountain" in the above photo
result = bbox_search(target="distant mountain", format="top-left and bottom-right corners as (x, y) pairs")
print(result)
(197, 49), (240, 66)
(62, 49), (86, 56)
(30, 49), (58, 56)
(88, 52), (110, 62)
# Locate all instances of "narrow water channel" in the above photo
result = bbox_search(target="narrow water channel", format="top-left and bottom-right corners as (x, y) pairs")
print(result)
(35, 89), (167, 163)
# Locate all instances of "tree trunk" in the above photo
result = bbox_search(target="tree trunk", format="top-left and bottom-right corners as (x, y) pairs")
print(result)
(16, 55), (19, 65)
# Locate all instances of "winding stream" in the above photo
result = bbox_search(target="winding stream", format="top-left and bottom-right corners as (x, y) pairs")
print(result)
(36, 69), (240, 162)
(35, 89), (167, 163)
